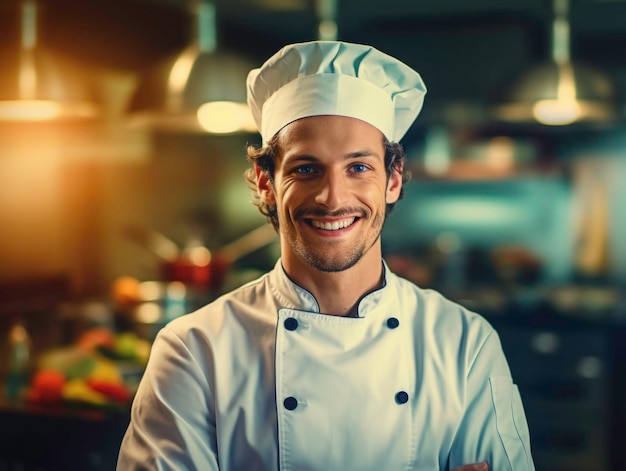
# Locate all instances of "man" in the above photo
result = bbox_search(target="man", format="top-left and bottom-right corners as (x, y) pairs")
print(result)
(117, 41), (535, 470)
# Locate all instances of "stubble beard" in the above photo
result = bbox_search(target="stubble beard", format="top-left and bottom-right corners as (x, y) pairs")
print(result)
(281, 209), (385, 273)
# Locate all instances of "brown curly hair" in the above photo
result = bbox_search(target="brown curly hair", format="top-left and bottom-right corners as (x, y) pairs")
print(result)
(244, 135), (411, 230)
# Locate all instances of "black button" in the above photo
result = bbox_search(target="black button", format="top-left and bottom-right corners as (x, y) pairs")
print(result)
(386, 317), (400, 329)
(284, 318), (299, 331)
(284, 396), (298, 410)
(395, 391), (409, 404)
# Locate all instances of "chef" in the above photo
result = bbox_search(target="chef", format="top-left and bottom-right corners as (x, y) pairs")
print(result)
(117, 41), (535, 471)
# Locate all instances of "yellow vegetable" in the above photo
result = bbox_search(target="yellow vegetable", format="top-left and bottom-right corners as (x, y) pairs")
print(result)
(88, 358), (123, 384)
(62, 378), (108, 405)
(135, 338), (151, 365)
(114, 332), (152, 364)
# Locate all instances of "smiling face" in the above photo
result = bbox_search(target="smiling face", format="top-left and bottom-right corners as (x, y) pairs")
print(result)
(256, 115), (403, 274)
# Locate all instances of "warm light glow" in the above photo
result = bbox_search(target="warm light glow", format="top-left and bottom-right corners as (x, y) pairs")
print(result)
(168, 48), (196, 96)
(19, 54), (37, 99)
(495, 0), (615, 126)
(484, 136), (516, 170)
(318, 20), (338, 40)
(0, 0), (100, 122)
(185, 246), (211, 266)
(135, 302), (162, 324)
(196, 101), (256, 134)
(532, 99), (581, 125)
(139, 281), (164, 302)
(0, 100), (98, 122)
(0, 100), (62, 121)
(166, 281), (187, 301)
(533, 61), (581, 125)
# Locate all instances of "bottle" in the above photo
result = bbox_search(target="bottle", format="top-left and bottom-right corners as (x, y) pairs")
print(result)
(5, 318), (32, 401)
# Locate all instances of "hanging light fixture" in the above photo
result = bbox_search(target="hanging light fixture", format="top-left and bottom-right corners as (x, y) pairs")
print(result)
(315, 0), (338, 41)
(494, 0), (617, 126)
(128, 0), (256, 134)
(0, 0), (99, 122)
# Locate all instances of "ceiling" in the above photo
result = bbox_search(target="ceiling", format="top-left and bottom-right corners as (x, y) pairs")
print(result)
(2, 0), (626, 125)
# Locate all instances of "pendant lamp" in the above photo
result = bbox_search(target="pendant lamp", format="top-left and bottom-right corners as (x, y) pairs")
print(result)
(494, 0), (617, 126)
(128, 0), (256, 134)
(0, 0), (99, 122)
(315, 0), (338, 41)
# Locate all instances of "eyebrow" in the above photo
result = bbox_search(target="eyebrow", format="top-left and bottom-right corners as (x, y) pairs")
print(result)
(283, 149), (380, 164)
(344, 150), (379, 159)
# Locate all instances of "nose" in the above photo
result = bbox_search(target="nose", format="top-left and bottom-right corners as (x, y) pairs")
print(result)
(314, 170), (348, 208)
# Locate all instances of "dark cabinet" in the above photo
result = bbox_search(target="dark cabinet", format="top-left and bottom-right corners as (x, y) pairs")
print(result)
(493, 319), (620, 471)
(0, 405), (129, 470)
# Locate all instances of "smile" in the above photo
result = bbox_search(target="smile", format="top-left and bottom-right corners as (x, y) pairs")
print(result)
(309, 217), (356, 231)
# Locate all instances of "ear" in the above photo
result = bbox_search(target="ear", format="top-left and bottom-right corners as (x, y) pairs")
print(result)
(256, 165), (276, 206)
(385, 164), (403, 204)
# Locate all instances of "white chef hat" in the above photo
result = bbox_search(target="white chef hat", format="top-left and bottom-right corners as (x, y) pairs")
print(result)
(246, 40), (427, 144)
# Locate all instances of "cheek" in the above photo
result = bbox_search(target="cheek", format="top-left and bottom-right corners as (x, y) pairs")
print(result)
(280, 180), (307, 204)
(356, 183), (388, 212)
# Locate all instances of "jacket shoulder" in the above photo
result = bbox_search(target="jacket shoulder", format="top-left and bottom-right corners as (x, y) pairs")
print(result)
(389, 271), (495, 337)
(163, 271), (276, 339)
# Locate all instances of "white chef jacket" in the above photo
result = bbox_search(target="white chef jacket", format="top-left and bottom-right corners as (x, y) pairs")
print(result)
(117, 260), (535, 471)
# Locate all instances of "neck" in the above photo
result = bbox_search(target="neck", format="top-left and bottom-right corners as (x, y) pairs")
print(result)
(282, 248), (385, 317)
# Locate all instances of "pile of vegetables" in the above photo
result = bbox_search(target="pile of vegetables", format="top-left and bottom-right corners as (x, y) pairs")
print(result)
(26, 328), (151, 409)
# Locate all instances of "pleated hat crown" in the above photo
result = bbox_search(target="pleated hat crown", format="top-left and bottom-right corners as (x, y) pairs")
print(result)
(246, 41), (427, 143)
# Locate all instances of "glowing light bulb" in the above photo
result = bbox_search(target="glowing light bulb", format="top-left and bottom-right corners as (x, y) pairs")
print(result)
(532, 99), (581, 125)
(0, 100), (62, 121)
(196, 101), (256, 134)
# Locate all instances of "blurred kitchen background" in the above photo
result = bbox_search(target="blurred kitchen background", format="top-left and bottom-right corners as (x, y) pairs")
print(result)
(1, 0), (626, 469)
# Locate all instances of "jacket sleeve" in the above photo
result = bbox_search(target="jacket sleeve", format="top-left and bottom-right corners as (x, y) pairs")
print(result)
(116, 327), (219, 470)
(447, 328), (536, 471)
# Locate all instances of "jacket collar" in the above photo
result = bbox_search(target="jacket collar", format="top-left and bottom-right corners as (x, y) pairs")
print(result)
(268, 258), (390, 318)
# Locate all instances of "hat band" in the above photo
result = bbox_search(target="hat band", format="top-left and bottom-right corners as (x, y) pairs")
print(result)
(261, 73), (395, 143)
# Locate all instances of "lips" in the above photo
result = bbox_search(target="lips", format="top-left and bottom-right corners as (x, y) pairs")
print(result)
(309, 217), (356, 231)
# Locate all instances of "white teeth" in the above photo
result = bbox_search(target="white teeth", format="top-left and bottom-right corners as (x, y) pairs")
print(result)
(310, 218), (355, 231)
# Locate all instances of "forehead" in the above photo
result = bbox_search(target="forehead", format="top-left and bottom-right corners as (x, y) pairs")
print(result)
(275, 115), (385, 156)
(276, 115), (385, 168)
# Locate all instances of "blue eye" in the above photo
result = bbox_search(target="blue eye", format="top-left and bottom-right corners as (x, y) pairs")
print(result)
(295, 165), (315, 174)
(351, 163), (368, 173)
